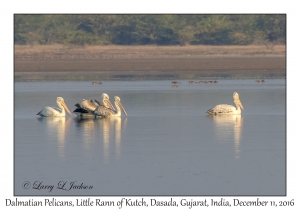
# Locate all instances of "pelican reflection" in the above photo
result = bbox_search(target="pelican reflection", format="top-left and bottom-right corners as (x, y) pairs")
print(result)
(74, 118), (97, 149)
(74, 117), (127, 163)
(97, 117), (127, 164)
(208, 114), (243, 158)
(37, 117), (72, 158)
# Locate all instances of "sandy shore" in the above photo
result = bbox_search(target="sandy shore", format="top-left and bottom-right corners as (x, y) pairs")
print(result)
(14, 45), (286, 81)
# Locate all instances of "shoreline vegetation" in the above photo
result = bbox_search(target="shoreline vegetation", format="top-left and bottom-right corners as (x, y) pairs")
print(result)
(14, 44), (286, 81)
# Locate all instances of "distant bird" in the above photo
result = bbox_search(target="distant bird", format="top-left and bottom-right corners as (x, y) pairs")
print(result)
(213, 80), (218, 83)
(92, 81), (102, 85)
(256, 79), (265, 83)
(37, 97), (72, 117)
(172, 81), (181, 84)
(172, 85), (178, 88)
(189, 81), (197, 84)
(73, 93), (115, 117)
(207, 92), (244, 115)
(93, 96), (127, 117)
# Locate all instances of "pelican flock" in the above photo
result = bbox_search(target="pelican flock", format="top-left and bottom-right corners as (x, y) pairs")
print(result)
(73, 93), (115, 117)
(93, 96), (128, 117)
(207, 92), (244, 115)
(37, 97), (72, 117)
(36, 88), (244, 119)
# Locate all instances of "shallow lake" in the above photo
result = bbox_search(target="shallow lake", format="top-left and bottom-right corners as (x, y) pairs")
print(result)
(14, 79), (286, 196)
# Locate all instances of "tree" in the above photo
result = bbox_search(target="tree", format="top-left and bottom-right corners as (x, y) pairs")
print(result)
(14, 14), (286, 46)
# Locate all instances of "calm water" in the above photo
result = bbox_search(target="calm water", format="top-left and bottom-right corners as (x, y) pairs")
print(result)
(14, 80), (286, 196)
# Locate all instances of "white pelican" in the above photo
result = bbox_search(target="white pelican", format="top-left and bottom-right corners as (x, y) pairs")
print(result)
(207, 92), (244, 115)
(73, 93), (115, 117)
(93, 96), (128, 117)
(37, 97), (72, 117)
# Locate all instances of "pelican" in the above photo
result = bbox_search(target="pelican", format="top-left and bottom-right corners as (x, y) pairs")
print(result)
(93, 96), (128, 117)
(207, 92), (244, 115)
(73, 93), (115, 117)
(37, 97), (72, 117)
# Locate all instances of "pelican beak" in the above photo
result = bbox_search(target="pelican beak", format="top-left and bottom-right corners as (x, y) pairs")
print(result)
(61, 101), (72, 115)
(117, 101), (128, 116)
(104, 98), (115, 111)
(238, 99), (244, 110)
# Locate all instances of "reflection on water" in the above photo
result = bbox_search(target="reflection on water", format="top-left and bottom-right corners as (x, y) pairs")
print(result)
(208, 115), (243, 158)
(74, 118), (97, 150)
(74, 117), (127, 164)
(37, 117), (72, 158)
(98, 117), (127, 163)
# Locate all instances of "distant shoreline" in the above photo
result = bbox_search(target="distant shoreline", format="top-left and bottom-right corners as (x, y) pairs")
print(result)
(14, 45), (286, 81)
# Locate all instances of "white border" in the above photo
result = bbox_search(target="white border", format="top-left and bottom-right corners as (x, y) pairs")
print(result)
(3, 1), (298, 209)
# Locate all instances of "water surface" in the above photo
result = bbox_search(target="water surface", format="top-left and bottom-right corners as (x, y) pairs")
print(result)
(14, 79), (286, 195)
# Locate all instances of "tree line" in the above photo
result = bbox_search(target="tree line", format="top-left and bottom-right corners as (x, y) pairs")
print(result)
(14, 14), (286, 46)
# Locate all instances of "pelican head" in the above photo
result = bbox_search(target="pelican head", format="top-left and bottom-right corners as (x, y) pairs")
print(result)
(102, 93), (109, 99)
(57, 97), (72, 115)
(233, 92), (244, 110)
(101, 93), (115, 110)
(115, 96), (128, 116)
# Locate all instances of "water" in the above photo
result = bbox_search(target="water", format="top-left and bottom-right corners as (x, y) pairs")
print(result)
(14, 79), (286, 196)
